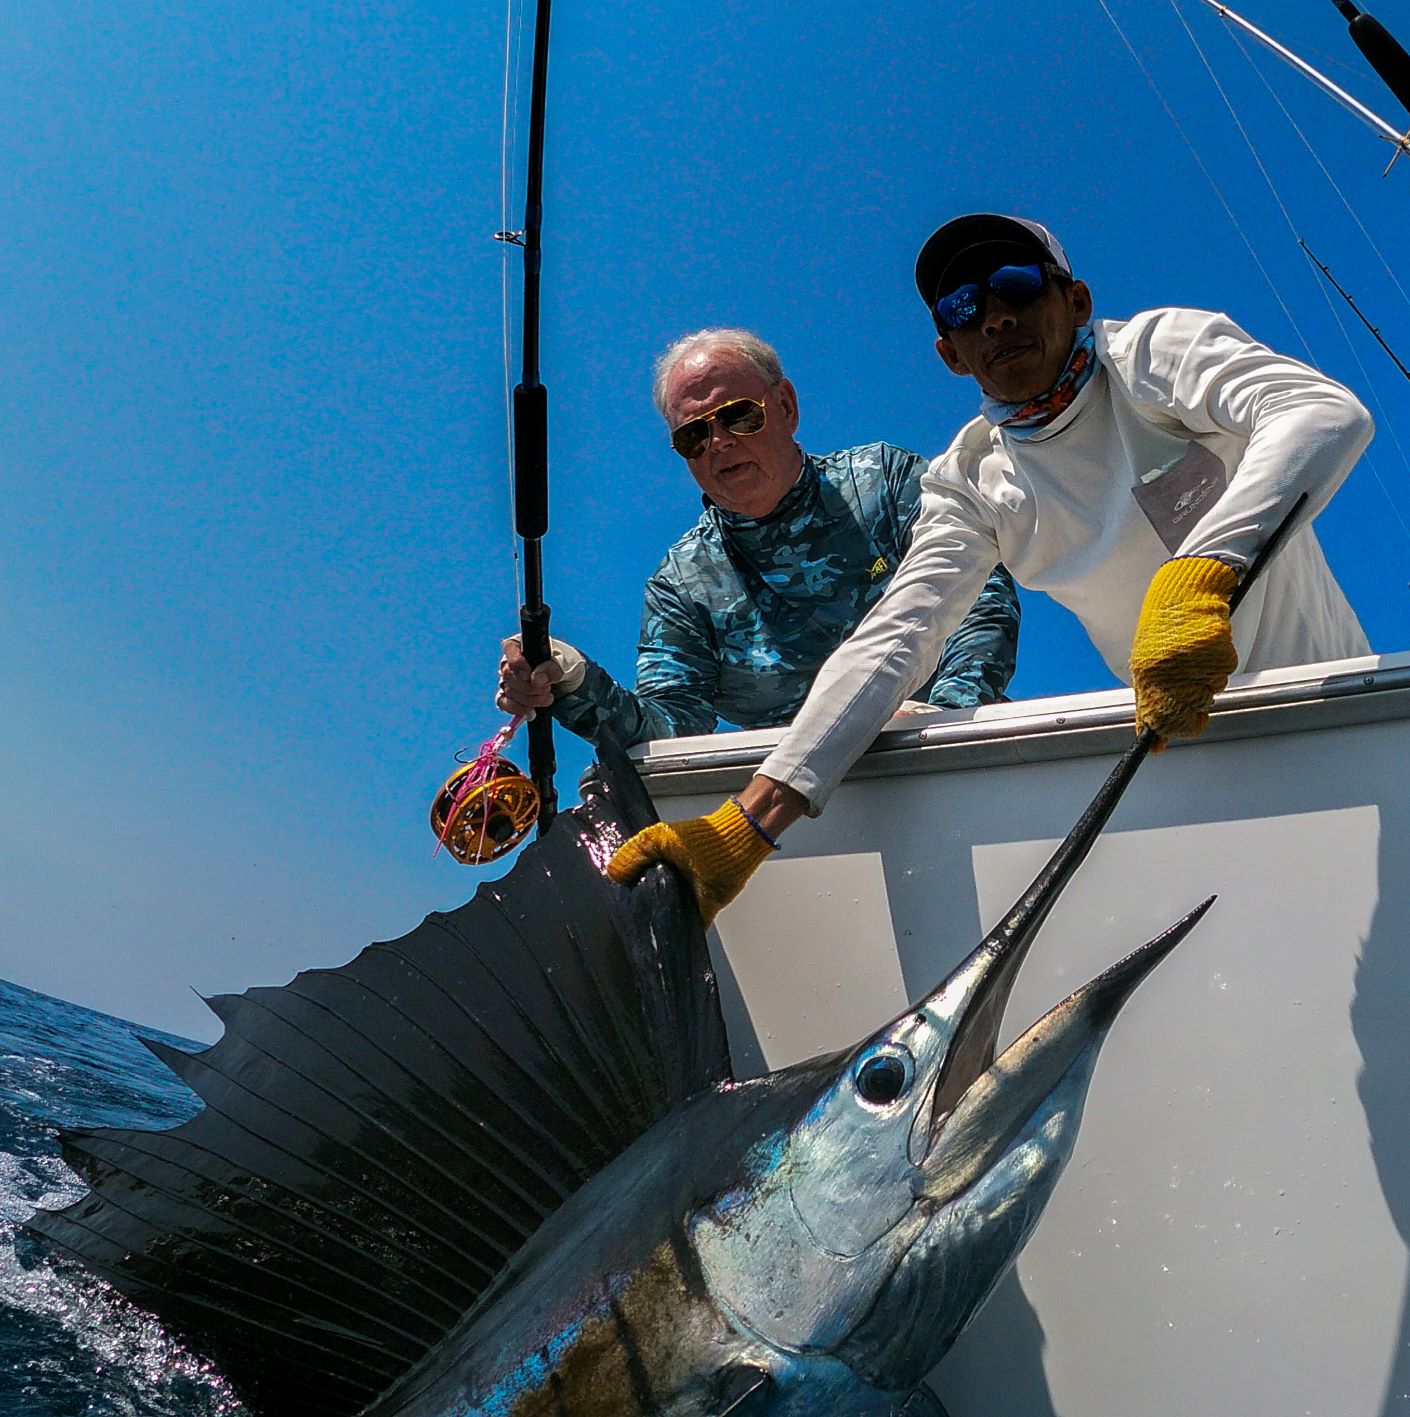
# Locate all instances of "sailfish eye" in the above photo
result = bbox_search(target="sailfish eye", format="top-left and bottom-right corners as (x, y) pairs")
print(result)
(853, 1045), (915, 1106)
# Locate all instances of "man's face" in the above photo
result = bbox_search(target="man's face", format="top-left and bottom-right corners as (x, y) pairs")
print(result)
(663, 349), (801, 518)
(934, 267), (1093, 404)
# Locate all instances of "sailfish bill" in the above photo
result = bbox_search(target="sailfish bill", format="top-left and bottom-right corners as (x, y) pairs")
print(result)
(918, 898), (1216, 1204)
(29, 734), (1214, 1415)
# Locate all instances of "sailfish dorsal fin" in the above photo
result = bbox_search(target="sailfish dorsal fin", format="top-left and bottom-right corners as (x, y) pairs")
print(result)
(28, 737), (730, 1416)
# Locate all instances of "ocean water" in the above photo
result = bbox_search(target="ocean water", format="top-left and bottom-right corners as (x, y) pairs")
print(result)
(0, 977), (247, 1415)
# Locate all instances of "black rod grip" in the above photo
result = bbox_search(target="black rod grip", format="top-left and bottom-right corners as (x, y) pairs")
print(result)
(527, 713), (558, 829)
(513, 383), (549, 541)
(518, 600), (557, 832)
(1349, 12), (1410, 119)
(518, 601), (552, 673)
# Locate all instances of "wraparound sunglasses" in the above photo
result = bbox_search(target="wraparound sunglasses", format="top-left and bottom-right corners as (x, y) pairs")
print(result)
(933, 263), (1051, 333)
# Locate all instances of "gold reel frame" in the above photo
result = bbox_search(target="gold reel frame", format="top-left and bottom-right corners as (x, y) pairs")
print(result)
(430, 759), (540, 865)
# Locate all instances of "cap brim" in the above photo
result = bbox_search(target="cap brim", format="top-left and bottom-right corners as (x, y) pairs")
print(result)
(915, 214), (1063, 307)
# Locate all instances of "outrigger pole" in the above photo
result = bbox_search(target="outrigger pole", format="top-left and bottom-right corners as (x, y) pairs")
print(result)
(508, 0), (558, 833)
(1198, 0), (1410, 167)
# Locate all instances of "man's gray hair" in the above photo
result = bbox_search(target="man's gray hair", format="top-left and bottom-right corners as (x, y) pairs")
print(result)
(651, 328), (784, 417)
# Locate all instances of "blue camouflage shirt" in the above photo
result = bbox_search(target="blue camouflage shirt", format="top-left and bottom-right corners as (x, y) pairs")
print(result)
(552, 442), (1020, 747)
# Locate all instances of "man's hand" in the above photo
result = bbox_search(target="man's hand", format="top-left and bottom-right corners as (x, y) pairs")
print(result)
(1130, 556), (1240, 747)
(497, 636), (586, 718)
(607, 776), (808, 926)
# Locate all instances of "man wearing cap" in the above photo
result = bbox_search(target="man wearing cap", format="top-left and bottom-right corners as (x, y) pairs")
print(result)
(498, 326), (1021, 746)
(608, 215), (1372, 923)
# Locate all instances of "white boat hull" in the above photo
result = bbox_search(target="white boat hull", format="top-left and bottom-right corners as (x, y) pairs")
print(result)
(638, 653), (1410, 1416)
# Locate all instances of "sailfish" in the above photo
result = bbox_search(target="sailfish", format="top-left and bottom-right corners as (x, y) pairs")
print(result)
(28, 736), (1212, 1415)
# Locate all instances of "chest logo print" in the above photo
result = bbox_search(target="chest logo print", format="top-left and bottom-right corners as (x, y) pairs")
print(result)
(1173, 478), (1219, 521)
(868, 556), (890, 580)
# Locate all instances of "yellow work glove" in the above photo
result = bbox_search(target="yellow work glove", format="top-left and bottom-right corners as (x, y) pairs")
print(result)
(1130, 555), (1240, 748)
(606, 797), (777, 927)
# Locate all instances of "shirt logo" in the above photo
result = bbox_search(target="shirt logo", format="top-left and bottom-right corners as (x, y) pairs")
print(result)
(868, 556), (890, 580)
(1173, 477), (1219, 523)
(1131, 441), (1228, 554)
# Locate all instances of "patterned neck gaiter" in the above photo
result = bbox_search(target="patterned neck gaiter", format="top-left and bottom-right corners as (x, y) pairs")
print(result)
(980, 323), (1098, 440)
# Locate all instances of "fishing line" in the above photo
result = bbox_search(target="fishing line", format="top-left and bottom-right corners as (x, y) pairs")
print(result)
(1170, 0), (1410, 547)
(1100, 0), (1410, 562)
(1167, 0), (1331, 358)
(1094, 0), (1311, 354)
(425, 0), (544, 869)
(1227, 23), (1410, 314)
(1197, 0), (1410, 159)
(1288, 29), (1396, 91)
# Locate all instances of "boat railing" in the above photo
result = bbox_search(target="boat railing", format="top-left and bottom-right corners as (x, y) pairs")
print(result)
(634, 650), (1410, 797)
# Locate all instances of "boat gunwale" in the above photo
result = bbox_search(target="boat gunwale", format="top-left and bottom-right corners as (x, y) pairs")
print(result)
(633, 652), (1410, 796)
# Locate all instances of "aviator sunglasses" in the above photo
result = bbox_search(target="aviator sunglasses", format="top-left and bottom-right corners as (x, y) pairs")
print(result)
(669, 396), (768, 460)
(933, 263), (1051, 334)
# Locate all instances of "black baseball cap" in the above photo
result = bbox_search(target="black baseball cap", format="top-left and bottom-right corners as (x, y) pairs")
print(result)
(915, 213), (1072, 309)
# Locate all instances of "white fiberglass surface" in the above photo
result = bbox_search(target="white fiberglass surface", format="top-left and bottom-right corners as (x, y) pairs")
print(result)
(951, 804), (1391, 1417)
(687, 716), (1410, 1416)
(710, 850), (907, 1076)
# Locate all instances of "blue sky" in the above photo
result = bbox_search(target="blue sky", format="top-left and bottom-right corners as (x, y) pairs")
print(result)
(3, 0), (1408, 1040)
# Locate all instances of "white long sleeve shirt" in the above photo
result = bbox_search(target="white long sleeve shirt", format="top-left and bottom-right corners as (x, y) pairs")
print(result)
(761, 307), (1373, 810)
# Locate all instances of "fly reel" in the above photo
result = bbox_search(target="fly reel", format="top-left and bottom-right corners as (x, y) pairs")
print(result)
(430, 756), (540, 865)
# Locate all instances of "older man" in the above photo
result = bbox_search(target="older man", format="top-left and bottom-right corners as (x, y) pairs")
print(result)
(610, 214), (1372, 921)
(498, 328), (1020, 745)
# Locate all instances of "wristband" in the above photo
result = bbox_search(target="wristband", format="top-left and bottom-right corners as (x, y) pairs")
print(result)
(729, 796), (780, 851)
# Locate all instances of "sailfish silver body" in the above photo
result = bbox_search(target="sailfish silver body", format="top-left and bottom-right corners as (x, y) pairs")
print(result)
(376, 1070), (1090, 1415)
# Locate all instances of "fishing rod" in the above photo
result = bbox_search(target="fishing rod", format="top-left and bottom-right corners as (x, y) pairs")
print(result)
(1330, 1), (1410, 121)
(1199, 0), (1410, 167)
(429, 0), (559, 864)
(1299, 238), (1410, 382)
(511, 0), (559, 836)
